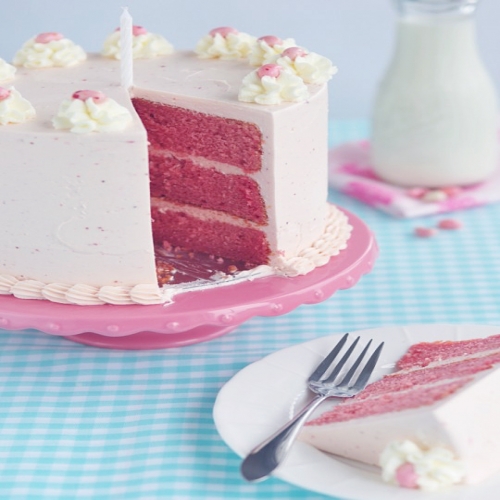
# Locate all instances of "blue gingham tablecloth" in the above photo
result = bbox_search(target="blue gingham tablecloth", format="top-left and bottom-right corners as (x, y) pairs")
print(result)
(1, 120), (500, 500)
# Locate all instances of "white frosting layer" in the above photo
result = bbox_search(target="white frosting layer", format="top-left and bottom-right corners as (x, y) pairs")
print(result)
(380, 440), (465, 491)
(276, 52), (338, 84)
(52, 97), (133, 133)
(13, 37), (86, 68)
(102, 31), (174, 59)
(0, 59), (16, 82)
(238, 69), (309, 105)
(195, 32), (256, 59)
(249, 37), (296, 66)
(0, 87), (35, 125)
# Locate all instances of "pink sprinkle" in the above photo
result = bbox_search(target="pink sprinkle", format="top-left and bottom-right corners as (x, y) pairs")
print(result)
(72, 90), (107, 103)
(0, 87), (11, 101)
(35, 32), (64, 44)
(414, 227), (437, 238)
(406, 187), (428, 199)
(395, 463), (419, 489)
(133, 25), (148, 36)
(281, 47), (308, 60)
(257, 64), (282, 79)
(438, 218), (463, 230)
(209, 26), (238, 38)
(258, 35), (282, 47)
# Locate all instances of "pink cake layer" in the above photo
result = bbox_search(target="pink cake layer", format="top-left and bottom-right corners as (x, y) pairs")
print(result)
(306, 335), (500, 427)
(149, 151), (268, 225)
(355, 351), (500, 401)
(132, 98), (263, 173)
(308, 379), (470, 425)
(151, 206), (271, 265)
(397, 335), (500, 370)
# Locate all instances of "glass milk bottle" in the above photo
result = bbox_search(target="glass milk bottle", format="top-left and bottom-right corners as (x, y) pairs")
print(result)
(371, 0), (498, 187)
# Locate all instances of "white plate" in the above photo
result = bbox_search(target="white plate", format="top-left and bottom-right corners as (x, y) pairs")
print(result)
(213, 324), (500, 500)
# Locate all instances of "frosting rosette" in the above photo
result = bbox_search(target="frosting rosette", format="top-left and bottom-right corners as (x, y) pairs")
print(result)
(0, 59), (16, 82)
(238, 64), (309, 105)
(52, 90), (132, 133)
(276, 47), (337, 84)
(380, 440), (465, 491)
(248, 35), (296, 66)
(0, 87), (36, 125)
(13, 33), (86, 68)
(195, 27), (256, 59)
(101, 26), (174, 59)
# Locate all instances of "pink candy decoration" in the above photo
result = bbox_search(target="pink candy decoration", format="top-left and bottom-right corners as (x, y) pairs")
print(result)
(209, 26), (238, 38)
(258, 35), (282, 47)
(72, 90), (107, 104)
(0, 87), (11, 101)
(281, 47), (308, 60)
(35, 32), (64, 44)
(414, 227), (437, 238)
(115, 25), (148, 36)
(257, 64), (282, 79)
(395, 463), (419, 489)
(438, 218), (463, 230)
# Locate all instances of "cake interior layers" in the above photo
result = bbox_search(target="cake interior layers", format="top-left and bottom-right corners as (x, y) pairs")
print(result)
(132, 98), (263, 172)
(132, 98), (272, 268)
(307, 335), (500, 426)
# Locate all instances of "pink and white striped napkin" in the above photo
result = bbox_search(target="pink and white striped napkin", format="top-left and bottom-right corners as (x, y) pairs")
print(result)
(329, 141), (500, 218)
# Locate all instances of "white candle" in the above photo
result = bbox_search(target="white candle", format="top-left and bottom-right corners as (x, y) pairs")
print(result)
(120, 7), (133, 88)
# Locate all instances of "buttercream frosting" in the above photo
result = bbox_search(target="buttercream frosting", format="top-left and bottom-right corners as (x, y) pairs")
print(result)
(380, 440), (465, 491)
(0, 59), (16, 82)
(276, 49), (338, 84)
(52, 93), (132, 133)
(101, 29), (174, 59)
(195, 28), (256, 59)
(248, 35), (296, 66)
(238, 64), (309, 105)
(0, 87), (36, 125)
(13, 35), (86, 68)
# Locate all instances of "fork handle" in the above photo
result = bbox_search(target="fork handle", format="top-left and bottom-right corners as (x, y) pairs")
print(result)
(240, 394), (328, 482)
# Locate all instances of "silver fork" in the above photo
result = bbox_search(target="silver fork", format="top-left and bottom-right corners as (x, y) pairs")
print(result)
(240, 333), (384, 482)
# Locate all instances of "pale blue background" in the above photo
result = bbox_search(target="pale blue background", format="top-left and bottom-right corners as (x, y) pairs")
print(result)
(0, 0), (499, 118)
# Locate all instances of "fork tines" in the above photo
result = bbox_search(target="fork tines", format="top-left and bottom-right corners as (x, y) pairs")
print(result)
(309, 333), (384, 391)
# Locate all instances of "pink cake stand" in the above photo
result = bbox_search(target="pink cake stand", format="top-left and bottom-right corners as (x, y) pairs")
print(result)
(0, 209), (377, 350)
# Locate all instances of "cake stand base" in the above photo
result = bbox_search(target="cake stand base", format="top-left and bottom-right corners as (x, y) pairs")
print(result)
(0, 209), (377, 350)
(68, 325), (237, 350)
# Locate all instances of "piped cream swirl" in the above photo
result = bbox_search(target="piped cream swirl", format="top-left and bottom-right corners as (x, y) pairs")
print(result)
(52, 96), (132, 133)
(238, 67), (309, 105)
(0, 59), (16, 82)
(13, 36), (86, 68)
(380, 440), (465, 491)
(0, 87), (36, 125)
(102, 30), (174, 59)
(276, 51), (337, 84)
(195, 29), (256, 59)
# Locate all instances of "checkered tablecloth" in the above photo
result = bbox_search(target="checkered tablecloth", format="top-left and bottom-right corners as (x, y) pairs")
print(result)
(1, 120), (500, 499)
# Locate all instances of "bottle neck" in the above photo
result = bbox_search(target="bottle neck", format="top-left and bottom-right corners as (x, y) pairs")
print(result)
(394, 0), (479, 19)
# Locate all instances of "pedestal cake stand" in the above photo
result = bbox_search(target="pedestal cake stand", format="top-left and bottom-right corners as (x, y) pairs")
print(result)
(0, 210), (377, 350)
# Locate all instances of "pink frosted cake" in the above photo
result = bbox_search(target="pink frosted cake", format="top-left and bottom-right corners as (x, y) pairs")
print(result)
(300, 334), (500, 490)
(0, 26), (351, 305)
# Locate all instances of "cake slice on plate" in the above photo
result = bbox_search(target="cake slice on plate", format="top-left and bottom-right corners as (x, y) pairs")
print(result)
(299, 334), (500, 490)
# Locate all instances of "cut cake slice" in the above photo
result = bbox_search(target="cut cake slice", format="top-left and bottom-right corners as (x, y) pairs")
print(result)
(299, 334), (500, 486)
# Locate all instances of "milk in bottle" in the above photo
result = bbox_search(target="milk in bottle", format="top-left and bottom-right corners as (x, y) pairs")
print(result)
(371, 0), (498, 187)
